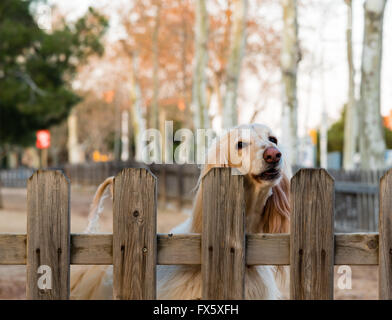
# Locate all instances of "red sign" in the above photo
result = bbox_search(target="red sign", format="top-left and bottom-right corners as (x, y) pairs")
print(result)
(36, 130), (50, 149)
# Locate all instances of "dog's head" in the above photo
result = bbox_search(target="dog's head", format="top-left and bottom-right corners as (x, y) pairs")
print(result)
(197, 123), (290, 233)
(202, 123), (289, 186)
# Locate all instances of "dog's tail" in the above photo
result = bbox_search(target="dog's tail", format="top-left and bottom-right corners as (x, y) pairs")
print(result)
(84, 177), (114, 234)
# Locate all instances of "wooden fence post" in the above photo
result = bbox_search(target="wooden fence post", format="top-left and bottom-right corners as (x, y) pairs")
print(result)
(27, 170), (70, 300)
(379, 169), (392, 299)
(202, 168), (245, 299)
(113, 168), (157, 299)
(290, 169), (335, 300)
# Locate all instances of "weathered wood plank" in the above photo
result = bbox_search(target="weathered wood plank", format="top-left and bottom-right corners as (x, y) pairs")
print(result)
(0, 234), (26, 265)
(335, 233), (378, 265)
(26, 170), (70, 300)
(71, 234), (112, 265)
(360, 171), (368, 230)
(158, 234), (201, 265)
(112, 168), (157, 300)
(202, 168), (245, 300)
(290, 169), (335, 300)
(246, 234), (289, 265)
(379, 169), (392, 299)
(0, 233), (381, 266)
(334, 181), (378, 194)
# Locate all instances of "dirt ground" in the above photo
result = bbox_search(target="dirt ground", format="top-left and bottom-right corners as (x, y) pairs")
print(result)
(0, 187), (378, 300)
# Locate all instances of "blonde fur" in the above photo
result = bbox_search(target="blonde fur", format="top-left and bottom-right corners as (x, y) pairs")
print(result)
(70, 123), (291, 300)
(85, 177), (114, 233)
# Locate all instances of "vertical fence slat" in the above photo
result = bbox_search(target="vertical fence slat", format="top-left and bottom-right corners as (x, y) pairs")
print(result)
(27, 170), (70, 300)
(379, 169), (392, 299)
(290, 169), (334, 300)
(113, 168), (157, 300)
(202, 168), (245, 300)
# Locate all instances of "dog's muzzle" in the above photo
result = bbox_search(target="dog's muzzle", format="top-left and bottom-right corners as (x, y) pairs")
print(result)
(252, 166), (281, 181)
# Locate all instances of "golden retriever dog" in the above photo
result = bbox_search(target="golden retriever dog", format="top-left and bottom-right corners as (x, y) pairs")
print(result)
(70, 123), (290, 300)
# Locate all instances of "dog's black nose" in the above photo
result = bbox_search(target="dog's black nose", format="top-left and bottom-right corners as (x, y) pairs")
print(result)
(263, 147), (281, 164)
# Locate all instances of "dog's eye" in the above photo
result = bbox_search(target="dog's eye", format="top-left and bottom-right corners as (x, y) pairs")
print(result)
(268, 136), (278, 144)
(236, 141), (248, 150)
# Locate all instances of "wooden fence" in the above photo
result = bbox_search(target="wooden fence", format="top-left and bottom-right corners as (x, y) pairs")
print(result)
(0, 163), (383, 232)
(63, 161), (200, 208)
(329, 169), (384, 232)
(61, 165), (392, 232)
(0, 167), (35, 188)
(0, 167), (391, 299)
(0, 161), (386, 232)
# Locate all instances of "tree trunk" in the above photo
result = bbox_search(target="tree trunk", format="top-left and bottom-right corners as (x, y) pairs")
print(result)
(359, 0), (387, 170)
(113, 97), (121, 161)
(222, 0), (248, 129)
(191, 0), (209, 129)
(180, 0), (192, 130)
(320, 81), (328, 168)
(151, 1), (161, 130)
(281, 0), (300, 167)
(343, 0), (357, 170)
(67, 111), (84, 164)
(130, 52), (147, 162)
(120, 110), (129, 161)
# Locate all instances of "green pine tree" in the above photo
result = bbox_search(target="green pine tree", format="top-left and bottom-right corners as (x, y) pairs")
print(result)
(0, 0), (107, 156)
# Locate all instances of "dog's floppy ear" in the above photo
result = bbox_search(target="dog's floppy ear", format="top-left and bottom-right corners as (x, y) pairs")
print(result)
(261, 173), (290, 233)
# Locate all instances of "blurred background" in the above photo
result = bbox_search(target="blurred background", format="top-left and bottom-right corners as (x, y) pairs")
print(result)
(1, 0), (391, 299)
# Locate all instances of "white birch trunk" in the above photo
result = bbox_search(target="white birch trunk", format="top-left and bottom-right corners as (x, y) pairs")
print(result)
(151, 2), (160, 130)
(120, 110), (129, 161)
(281, 0), (300, 167)
(222, 0), (248, 129)
(343, 0), (358, 170)
(359, 0), (387, 170)
(191, 0), (209, 129)
(131, 52), (147, 162)
(180, 1), (193, 129)
(320, 110), (328, 168)
(67, 111), (84, 164)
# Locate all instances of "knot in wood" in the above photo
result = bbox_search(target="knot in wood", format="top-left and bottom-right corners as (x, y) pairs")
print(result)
(367, 240), (377, 250)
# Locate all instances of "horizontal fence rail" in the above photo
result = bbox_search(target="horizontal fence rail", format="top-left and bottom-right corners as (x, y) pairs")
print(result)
(0, 167), (391, 299)
(0, 233), (380, 266)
